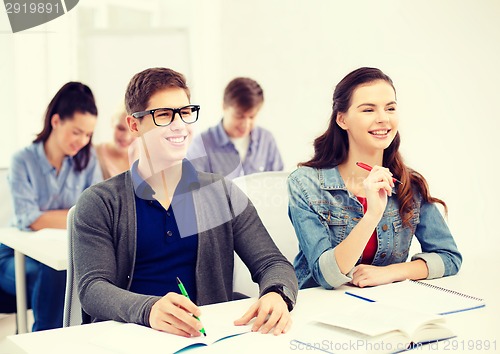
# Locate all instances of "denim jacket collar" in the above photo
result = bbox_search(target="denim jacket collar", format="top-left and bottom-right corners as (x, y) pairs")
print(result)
(318, 167), (346, 191)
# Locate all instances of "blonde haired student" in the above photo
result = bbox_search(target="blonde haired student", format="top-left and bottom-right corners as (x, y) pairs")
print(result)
(288, 67), (461, 290)
(95, 105), (138, 179)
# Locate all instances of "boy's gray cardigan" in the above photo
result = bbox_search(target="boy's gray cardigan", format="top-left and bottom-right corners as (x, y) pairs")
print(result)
(72, 170), (298, 326)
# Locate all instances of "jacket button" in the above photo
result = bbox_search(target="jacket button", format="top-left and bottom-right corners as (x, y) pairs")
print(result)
(382, 224), (388, 231)
(166, 230), (173, 237)
(380, 252), (387, 258)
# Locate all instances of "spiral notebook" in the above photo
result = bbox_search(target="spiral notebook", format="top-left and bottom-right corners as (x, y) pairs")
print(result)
(345, 279), (485, 315)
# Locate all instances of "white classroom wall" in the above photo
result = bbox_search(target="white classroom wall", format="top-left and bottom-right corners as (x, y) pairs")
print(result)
(218, 0), (500, 268)
(1, 0), (499, 266)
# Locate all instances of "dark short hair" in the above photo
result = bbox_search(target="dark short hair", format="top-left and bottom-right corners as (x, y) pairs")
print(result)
(34, 82), (97, 172)
(125, 67), (190, 114)
(223, 77), (263, 111)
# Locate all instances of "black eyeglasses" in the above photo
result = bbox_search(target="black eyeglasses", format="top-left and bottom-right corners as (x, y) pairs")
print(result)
(131, 105), (200, 127)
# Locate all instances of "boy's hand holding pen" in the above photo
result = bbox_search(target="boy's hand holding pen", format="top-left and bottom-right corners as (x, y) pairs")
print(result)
(148, 280), (206, 337)
(177, 277), (207, 337)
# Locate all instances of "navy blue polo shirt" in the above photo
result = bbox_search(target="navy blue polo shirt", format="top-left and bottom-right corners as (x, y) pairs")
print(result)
(129, 159), (199, 301)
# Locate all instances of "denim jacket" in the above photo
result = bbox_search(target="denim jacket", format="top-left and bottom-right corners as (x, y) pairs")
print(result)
(287, 166), (462, 289)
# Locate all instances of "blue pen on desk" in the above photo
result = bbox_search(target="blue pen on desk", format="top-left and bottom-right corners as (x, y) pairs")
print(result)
(176, 277), (207, 336)
(345, 291), (376, 303)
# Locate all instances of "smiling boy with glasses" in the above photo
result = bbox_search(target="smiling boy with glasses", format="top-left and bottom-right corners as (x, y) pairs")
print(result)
(72, 67), (297, 337)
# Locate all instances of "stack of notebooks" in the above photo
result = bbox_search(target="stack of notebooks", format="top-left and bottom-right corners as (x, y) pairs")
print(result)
(292, 279), (485, 354)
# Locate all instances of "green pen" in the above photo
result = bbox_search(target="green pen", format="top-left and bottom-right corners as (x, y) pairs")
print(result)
(176, 277), (207, 336)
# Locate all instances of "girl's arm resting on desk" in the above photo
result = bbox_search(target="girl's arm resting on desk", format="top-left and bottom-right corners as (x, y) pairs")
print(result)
(351, 259), (428, 288)
(30, 209), (69, 231)
(350, 200), (462, 287)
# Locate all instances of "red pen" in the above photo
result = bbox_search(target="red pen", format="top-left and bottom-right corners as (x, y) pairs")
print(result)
(356, 162), (403, 185)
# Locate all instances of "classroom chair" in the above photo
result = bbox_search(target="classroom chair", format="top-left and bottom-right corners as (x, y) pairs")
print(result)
(62, 206), (81, 327)
(232, 171), (299, 297)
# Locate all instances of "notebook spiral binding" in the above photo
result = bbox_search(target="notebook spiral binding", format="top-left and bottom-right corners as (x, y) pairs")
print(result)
(410, 280), (484, 302)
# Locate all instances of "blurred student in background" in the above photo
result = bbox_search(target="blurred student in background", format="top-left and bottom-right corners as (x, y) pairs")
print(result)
(96, 105), (138, 179)
(0, 82), (103, 331)
(188, 77), (283, 179)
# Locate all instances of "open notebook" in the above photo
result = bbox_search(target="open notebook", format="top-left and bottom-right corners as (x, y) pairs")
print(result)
(90, 322), (251, 353)
(344, 279), (485, 315)
(292, 300), (455, 354)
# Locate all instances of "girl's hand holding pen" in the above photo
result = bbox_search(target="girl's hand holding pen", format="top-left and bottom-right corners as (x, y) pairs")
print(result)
(356, 162), (402, 185)
(361, 165), (394, 219)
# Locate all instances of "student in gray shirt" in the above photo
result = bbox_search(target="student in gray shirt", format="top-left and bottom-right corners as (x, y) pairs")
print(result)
(72, 68), (297, 338)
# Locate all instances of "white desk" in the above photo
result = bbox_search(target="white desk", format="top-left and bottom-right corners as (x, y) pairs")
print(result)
(0, 227), (68, 334)
(6, 271), (499, 354)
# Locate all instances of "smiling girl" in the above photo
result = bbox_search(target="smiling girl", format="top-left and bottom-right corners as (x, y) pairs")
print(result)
(0, 82), (103, 331)
(287, 67), (461, 290)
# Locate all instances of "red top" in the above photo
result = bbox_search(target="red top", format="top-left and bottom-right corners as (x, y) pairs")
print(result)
(356, 196), (377, 264)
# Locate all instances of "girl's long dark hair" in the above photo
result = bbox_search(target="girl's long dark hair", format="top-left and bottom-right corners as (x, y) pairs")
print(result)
(301, 67), (446, 226)
(34, 82), (98, 172)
